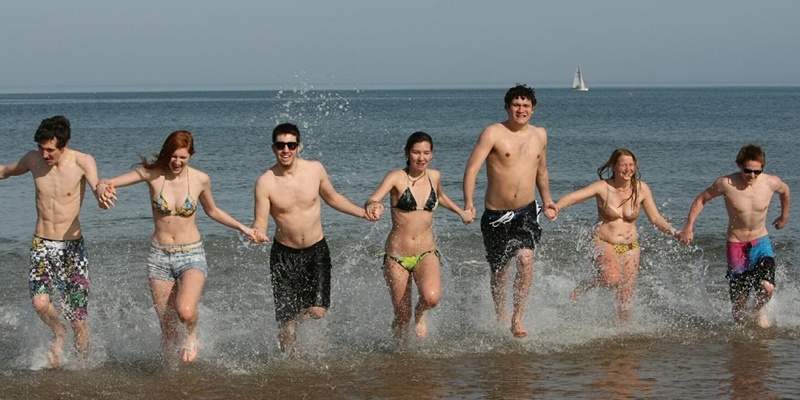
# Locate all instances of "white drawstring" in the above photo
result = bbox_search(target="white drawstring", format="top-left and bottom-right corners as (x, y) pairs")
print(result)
(490, 211), (515, 227)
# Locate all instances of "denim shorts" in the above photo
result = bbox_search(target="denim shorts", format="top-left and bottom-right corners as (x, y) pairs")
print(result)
(147, 241), (208, 282)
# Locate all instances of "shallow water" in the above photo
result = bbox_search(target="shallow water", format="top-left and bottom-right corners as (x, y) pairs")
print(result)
(1, 87), (799, 398)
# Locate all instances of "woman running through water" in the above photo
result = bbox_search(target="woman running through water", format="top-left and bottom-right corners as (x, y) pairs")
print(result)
(365, 132), (472, 345)
(552, 148), (679, 321)
(98, 130), (261, 363)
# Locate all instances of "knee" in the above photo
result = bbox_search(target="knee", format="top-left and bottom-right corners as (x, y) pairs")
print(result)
(761, 281), (774, 296)
(306, 306), (326, 320)
(421, 291), (441, 309)
(31, 294), (51, 313)
(176, 305), (197, 324)
(517, 249), (534, 267)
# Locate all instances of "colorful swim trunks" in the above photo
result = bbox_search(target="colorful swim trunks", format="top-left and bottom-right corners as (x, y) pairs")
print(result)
(726, 235), (776, 301)
(28, 236), (90, 322)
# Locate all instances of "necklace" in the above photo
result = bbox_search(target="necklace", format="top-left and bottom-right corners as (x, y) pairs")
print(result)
(408, 169), (427, 186)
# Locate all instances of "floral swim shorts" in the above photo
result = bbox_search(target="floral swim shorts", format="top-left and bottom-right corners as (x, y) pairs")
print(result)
(28, 236), (90, 322)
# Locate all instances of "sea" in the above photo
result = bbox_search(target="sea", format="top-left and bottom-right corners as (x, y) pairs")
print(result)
(1, 87), (799, 399)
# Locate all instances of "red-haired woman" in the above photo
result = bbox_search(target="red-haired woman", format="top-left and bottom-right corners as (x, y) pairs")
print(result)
(553, 148), (679, 321)
(97, 130), (261, 363)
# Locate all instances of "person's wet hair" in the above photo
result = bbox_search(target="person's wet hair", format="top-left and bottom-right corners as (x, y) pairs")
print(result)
(404, 131), (433, 167)
(735, 143), (766, 167)
(597, 148), (641, 208)
(504, 84), (537, 109)
(142, 130), (195, 170)
(34, 116), (71, 149)
(272, 123), (301, 143)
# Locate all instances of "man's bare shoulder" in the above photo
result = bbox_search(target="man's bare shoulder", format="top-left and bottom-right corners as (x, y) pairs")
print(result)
(72, 149), (98, 167)
(20, 150), (41, 166)
(526, 123), (548, 139)
(763, 173), (784, 184)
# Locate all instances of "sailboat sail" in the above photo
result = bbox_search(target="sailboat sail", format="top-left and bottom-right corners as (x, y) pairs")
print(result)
(572, 65), (588, 91)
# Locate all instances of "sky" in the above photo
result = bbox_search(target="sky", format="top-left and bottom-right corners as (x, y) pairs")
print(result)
(2, 1), (799, 92)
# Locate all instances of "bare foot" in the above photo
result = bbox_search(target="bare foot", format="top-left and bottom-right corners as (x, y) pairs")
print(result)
(47, 328), (67, 368)
(414, 312), (428, 339)
(569, 289), (580, 306)
(756, 311), (772, 329)
(182, 333), (199, 363)
(511, 321), (528, 338)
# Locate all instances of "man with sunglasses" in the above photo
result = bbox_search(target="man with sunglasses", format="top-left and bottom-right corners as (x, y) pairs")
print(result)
(679, 143), (790, 328)
(252, 123), (376, 356)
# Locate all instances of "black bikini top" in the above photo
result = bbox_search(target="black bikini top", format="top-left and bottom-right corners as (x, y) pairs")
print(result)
(393, 173), (438, 212)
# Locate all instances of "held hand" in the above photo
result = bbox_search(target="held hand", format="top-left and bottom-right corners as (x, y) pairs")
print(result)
(96, 182), (117, 209)
(460, 209), (475, 225)
(677, 228), (693, 244)
(773, 215), (789, 230)
(245, 228), (269, 244)
(365, 202), (384, 222)
(465, 204), (476, 221)
(543, 202), (559, 221)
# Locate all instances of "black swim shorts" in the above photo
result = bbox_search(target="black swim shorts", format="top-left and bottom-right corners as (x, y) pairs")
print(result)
(728, 256), (775, 302)
(480, 200), (542, 273)
(269, 238), (332, 323)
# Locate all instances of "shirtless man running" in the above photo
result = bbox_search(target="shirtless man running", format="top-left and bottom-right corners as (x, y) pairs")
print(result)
(679, 143), (790, 328)
(0, 116), (110, 367)
(463, 84), (558, 338)
(252, 123), (377, 355)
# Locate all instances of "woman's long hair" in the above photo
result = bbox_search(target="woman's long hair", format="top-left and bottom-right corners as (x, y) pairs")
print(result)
(597, 148), (640, 207)
(142, 130), (195, 170)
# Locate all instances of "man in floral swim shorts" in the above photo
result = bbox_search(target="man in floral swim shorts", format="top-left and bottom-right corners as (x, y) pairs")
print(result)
(0, 116), (111, 366)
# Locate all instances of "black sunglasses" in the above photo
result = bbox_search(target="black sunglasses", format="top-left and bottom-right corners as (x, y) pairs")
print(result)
(743, 168), (763, 175)
(273, 141), (299, 150)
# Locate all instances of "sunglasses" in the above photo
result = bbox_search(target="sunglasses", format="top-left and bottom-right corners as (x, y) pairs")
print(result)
(273, 141), (299, 150)
(743, 168), (762, 175)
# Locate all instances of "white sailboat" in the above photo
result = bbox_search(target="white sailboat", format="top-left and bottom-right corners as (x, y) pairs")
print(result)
(572, 65), (588, 91)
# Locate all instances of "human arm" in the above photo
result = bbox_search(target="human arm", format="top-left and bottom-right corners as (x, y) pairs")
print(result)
(554, 180), (604, 217)
(639, 182), (679, 239)
(96, 167), (153, 207)
(678, 179), (725, 243)
(76, 153), (113, 210)
(462, 128), (494, 220)
(318, 164), (369, 220)
(251, 173), (271, 243)
(536, 134), (558, 221)
(364, 171), (397, 222)
(772, 177), (791, 229)
(0, 153), (34, 180)
(197, 173), (261, 243)
(434, 171), (473, 224)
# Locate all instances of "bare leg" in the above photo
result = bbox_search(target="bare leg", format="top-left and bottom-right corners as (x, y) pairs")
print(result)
(570, 278), (599, 306)
(384, 260), (413, 345)
(412, 255), (442, 339)
(731, 293), (748, 326)
(149, 279), (180, 363)
(614, 248), (641, 322)
(490, 264), (511, 328)
(573, 241), (619, 306)
(174, 269), (206, 362)
(71, 321), (89, 363)
(278, 320), (298, 357)
(276, 306), (327, 356)
(754, 280), (774, 328)
(32, 294), (66, 368)
(510, 249), (534, 338)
